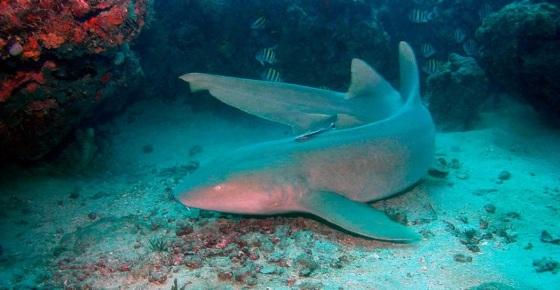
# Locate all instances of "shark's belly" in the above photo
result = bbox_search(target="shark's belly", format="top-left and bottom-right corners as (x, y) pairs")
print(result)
(299, 135), (432, 202)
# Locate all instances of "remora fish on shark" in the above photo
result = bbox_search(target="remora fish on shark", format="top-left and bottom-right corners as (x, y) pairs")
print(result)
(175, 42), (435, 242)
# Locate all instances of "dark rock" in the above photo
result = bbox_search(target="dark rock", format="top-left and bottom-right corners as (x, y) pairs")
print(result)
(477, 2), (560, 125)
(425, 53), (490, 130)
(233, 262), (256, 284)
(184, 256), (203, 269)
(484, 204), (496, 214)
(297, 281), (324, 290)
(533, 257), (559, 273)
(428, 157), (450, 178)
(498, 170), (511, 181)
(468, 282), (515, 290)
(540, 230), (560, 245)
(296, 254), (319, 277)
(87, 212), (97, 220)
(453, 253), (473, 263)
(175, 223), (194, 237)
(69, 189), (80, 200)
(384, 208), (409, 225)
(217, 270), (233, 281)
(148, 267), (168, 284)
(503, 212), (520, 221)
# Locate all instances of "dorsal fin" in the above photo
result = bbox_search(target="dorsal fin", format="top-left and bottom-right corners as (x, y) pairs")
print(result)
(399, 41), (421, 108)
(346, 59), (398, 100)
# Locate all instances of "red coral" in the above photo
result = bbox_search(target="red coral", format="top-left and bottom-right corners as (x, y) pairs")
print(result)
(1, 1), (148, 57)
(100, 72), (112, 84)
(26, 99), (58, 113)
(0, 70), (44, 102)
(39, 32), (65, 49)
(22, 37), (41, 60)
(70, 0), (91, 17)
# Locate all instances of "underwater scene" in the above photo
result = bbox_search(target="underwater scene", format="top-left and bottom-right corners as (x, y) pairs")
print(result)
(1, 0), (560, 289)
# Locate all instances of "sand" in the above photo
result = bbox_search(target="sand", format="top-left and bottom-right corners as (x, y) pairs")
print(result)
(0, 98), (559, 289)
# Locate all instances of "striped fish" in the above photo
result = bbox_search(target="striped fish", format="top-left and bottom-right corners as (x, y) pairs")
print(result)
(420, 43), (436, 58)
(261, 68), (282, 82)
(462, 39), (479, 57)
(453, 28), (466, 43)
(255, 47), (278, 66)
(251, 16), (267, 30)
(422, 59), (444, 75)
(408, 9), (432, 23)
(478, 4), (493, 21)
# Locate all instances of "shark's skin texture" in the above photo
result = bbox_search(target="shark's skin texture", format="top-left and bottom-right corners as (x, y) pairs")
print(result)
(175, 42), (435, 242)
(180, 59), (403, 133)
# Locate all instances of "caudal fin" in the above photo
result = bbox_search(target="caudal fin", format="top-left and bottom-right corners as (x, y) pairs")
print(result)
(399, 41), (421, 108)
(300, 191), (420, 242)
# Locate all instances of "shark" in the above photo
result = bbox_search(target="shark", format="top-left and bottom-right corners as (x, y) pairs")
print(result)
(174, 42), (435, 242)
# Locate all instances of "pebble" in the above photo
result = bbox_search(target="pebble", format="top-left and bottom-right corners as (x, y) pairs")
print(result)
(87, 212), (97, 220)
(484, 204), (496, 214)
(498, 170), (511, 181)
(468, 282), (515, 290)
(532, 257), (559, 273)
(148, 267), (168, 284)
(453, 253), (472, 263)
(428, 158), (449, 178)
(69, 191), (80, 199)
(175, 224), (194, 236)
(540, 230), (560, 245)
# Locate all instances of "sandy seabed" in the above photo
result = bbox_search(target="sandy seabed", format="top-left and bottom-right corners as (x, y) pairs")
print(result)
(0, 98), (559, 289)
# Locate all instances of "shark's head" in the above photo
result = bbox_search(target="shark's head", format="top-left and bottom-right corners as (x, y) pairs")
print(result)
(173, 152), (293, 215)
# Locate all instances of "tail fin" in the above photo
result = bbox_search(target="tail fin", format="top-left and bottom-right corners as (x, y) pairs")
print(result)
(399, 41), (421, 108)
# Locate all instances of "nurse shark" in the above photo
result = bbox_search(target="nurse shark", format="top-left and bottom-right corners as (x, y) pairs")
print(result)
(175, 42), (435, 242)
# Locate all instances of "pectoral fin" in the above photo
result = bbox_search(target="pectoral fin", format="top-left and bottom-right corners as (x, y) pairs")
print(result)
(300, 191), (420, 242)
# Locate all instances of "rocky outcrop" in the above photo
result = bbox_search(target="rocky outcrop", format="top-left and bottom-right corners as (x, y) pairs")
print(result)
(0, 0), (149, 161)
(425, 53), (490, 131)
(476, 1), (560, 125)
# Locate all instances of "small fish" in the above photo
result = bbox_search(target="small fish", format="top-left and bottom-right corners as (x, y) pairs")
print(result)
(462, 39), (479, 57)
(295, 120), (336, 142)
(408, 9), (432, 23)
(422, 59), (444, 75)
(255, 46), (277, 66)
(478, 4), (493, 21)
(251, 16), (267, 30)
(420, 43), (436, 58)
(261, 68), (282, 82)
(453, 28), (466, 43)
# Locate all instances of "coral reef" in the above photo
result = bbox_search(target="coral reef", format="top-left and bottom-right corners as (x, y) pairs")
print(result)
(134, 0), (392, 104)
(0, 0), (149, 161)
(476, 1), (560, 125)
(425, 53), (490, 130)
